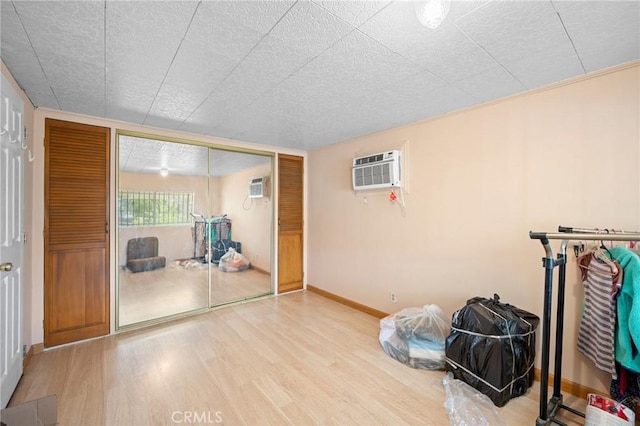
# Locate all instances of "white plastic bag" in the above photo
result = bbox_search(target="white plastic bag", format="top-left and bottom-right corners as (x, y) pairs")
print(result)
(442, 372), (505, 426)
(218, 247), (250, 272)
(379, 304), (450, 369)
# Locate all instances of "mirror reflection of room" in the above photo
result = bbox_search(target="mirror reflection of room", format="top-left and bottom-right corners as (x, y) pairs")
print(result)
(207, 149), (272, 307)
(117, 135), (273, 328)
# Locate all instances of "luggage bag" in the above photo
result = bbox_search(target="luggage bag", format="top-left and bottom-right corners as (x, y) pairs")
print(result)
(445, 294), (540, 407)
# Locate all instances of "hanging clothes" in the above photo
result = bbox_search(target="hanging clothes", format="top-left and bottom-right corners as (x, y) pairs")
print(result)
(610, 362), (640, 412)
(609, 246), (640, 373)
(576, 252), (622, 377)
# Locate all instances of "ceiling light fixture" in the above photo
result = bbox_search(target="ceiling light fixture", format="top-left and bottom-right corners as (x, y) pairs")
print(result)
(160, 168), (169, 177)
(415, 0), (450, 29)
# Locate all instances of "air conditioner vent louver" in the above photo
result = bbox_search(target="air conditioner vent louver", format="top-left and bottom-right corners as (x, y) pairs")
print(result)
(352, 150), (401, 190)
(249, 177), (266, 198)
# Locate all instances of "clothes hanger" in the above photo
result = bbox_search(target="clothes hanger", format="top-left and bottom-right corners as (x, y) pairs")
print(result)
(592, 229), (618, 274)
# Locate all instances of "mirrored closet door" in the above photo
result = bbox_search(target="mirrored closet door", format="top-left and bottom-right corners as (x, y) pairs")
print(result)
(207, 149), (273, 306)
(116, 133), (273, 328)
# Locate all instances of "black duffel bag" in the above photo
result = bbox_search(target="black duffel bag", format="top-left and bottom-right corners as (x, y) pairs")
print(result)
(445, 294), (540, 407)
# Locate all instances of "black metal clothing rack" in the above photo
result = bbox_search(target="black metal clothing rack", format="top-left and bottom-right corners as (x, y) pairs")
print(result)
(529, 226), (640, 425)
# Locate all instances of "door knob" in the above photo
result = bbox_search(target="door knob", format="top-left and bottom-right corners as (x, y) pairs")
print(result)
(0, 262), (13, 272)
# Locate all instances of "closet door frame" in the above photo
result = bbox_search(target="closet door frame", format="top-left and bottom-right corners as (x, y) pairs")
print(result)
(114, 130), (275, 330)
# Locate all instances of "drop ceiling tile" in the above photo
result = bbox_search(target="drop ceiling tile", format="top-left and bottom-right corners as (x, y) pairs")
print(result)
(144, 84), (202, 130)
(203, 0), (296, 34)
(243, 33), (315, 77)
(105, 2), (198, 123)
(360, 2), (498, 83)
(503, 43), (585, 89)
(290, 29), (424, 98)
(106, 74), (160, 124)
(455, 1), (569, 64)
(106, 1), (197, 81)
(557, 1), (640, 72)
(453, 65), (526, 103)
(193, 33), (315, 120)
(363, 70), (447, 105)
(1, 3), (57, 108)
(268, 1), (356, 58)
(13, 1), (104, 66)
(268, 73), (349, 114)
(313, 0), (392, 27)
(186, 2), (267, 62)
(146, 38), (241, 128)
(2, 0), (638, 153)
(36, 51), (104, 114)
(178, 105), (226, 136)
(162, 38), (239, 93)
(358, 1), (432, 51)
(397, 84), (479, 119)
(448, 0), (490, 22)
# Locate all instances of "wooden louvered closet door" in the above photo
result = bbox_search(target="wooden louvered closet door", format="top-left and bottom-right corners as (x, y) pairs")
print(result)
(44, 119), (110, 347)
(278, 154), (303, 293)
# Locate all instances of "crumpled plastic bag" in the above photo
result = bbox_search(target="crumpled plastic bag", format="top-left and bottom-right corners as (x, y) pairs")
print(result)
(442, 372), (505, 426)
(379, 304), (450, 369)
(218, 247), (250, 272)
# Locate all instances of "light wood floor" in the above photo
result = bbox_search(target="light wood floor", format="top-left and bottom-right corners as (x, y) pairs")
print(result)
(119, 261), (272, 326)
(11, 291), (587, 425)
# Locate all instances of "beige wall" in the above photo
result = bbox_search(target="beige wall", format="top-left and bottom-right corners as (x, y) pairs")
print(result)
(1, 61), (36, 352)
(308, 63), (640, 392)
(219, 162), (273, 272)
(118, 172), (209, 266)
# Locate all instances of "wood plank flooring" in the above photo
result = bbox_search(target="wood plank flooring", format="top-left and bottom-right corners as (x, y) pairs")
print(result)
(119, 262), (271, 326)
(10, 291), (587, 425)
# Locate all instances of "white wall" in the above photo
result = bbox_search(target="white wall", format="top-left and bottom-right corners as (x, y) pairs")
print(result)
(307, 62), (640, 392)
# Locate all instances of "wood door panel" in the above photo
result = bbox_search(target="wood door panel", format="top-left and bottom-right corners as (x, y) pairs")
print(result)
(48, 248), (107, 332)
(278, 154), (303, 293)
(45, 119), (110, 347)
(278, 231), (302, 292)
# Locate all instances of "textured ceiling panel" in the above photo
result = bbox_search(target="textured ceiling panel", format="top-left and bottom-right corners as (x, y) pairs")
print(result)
(12, 1), (104, 66)
(12, 1), (105, 114)
(145, 37), (239, 128)
(557, 1), (640, 72)
(313, 0), (392, 27)
(105, 1), (198, 122)
(360, 3), (498, 83)
(183, 32), (314, 127)
(201, 0), (296, 35)
(503, 42), (585, 89)
(454, 65), (526, 102)
(290, 30), (424, 98)
(455, 1), (568, 64)
(0, 2), (58, 108)
(268, 1), (355, 58)
(1, 0), (638, 155)
(447, 0), (489, 22)
(186, 2), (268, 62)
(209, 149), (271, 177)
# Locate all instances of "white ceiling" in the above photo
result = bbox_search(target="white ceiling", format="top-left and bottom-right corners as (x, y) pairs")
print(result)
(119, 135), (271, 176)
(1, 0), (639, 153)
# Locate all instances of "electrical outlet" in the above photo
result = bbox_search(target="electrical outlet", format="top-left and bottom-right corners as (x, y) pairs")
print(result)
(390, 292), (397, 303)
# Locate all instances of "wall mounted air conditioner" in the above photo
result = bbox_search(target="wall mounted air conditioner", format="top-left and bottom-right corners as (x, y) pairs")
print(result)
(352, 150), (402, 190)
(249, 177), (267, 198)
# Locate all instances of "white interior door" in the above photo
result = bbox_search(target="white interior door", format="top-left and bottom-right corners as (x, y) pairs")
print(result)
(0, 73), (24, 409)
